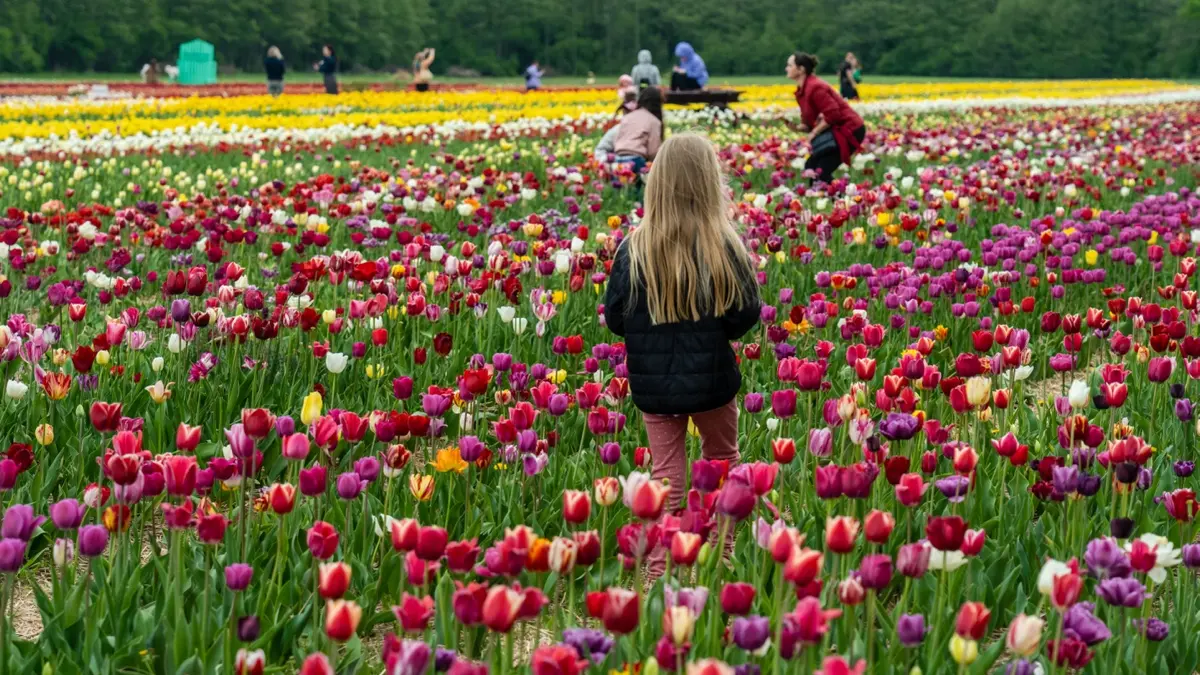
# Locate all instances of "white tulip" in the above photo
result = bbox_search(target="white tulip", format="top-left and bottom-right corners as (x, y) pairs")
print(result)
(151, 356), (165, 372)
(429, 245), (445, 263)
(497, 306), (516, 323)
(1068, 380), (1090, 409)
(325, 352), (348, 374)
(512, 317), (529, 335)
(1036, 559), (1072, 596)
(554, 252), (571, 274)
(5, 379), (28, 399)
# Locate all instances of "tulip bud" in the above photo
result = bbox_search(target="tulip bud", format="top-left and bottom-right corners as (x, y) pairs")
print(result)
(697, 542), (713, 566)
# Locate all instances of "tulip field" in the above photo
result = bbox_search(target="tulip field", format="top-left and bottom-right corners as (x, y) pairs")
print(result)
(2, 79), (1200, 675)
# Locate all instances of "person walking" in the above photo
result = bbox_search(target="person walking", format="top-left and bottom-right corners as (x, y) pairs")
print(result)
(670, 42), (708, 90)
(524, 60), (544, 91)
(264, 47), (286, 97)
(316, 45), (338, 95)
(603, 132), (761, 580)
(787, 51), (866, 184)
(412, 48), (435, 92)
(839, 52), (861, 100)
(630, 49), (661, 88)
(140, 58), (159, 85)
(611, 85), (664, 177)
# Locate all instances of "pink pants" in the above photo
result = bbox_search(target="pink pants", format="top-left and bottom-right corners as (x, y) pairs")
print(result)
(643, 398), (741, 578)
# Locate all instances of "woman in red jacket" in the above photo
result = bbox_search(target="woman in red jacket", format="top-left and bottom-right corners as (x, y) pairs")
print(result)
(786, 51), (866, 184)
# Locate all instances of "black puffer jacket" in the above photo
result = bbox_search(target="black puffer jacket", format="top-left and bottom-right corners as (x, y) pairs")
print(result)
(604, 242), (760, 415)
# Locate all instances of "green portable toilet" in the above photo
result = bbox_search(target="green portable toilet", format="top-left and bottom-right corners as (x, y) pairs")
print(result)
(177, 39), (217, 85)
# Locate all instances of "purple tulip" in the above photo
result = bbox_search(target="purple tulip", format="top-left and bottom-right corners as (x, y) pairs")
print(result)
(934, 475), (970, 503)
(275, 415), (296, 437)
(459, 436), (485, 462)
(731, 615), (771, 651)
(896, 614), (927, 646)
(237, 615), (260, 642)
(879, 412), (920, 441)
(715, 481), (756, 521)
(225, 563), (254, 591)
(1182, 543), (1200, 568)
(78, 525), (109, 558)
(0, 538), (27, 572)
(50, 499), (86, 530)
(1174, 461), (1195, 478)
(1085, 537), (1132, 579)
(1, 505), (46, 541)
(354, 457), (381, 483)
(434, 647), (457, 671)
(598, 442), (621, 465)
(1135, 618), (1169, 642)
(562, 627), (614, 663)
(0, 459), (18, 491)
(548, 394), (569, 416)
(336, 472), (365, 499)
(1097, 577), (1145, 608)
(388, 639), (432, 675)
(1005, 660), (1035, 675)
(743, 393), (764, 414)
(808, 428), (832, 457)
(1063, 602), (1111, 645)
(857, 554), (893, 590)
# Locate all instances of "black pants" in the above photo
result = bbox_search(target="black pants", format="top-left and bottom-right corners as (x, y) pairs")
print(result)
(805, 125), (866, 183)
(415, 82), (430, 92)
(670, 71), (701, 90)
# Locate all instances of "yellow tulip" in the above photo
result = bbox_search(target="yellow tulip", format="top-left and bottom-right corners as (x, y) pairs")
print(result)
(409, 474), (435, 501)
(1085, 249), (1099, 266)
(949, 636), (978, 665)
(301, 391), (323, 425)
(965, 376), (991, 407)
(95, 350), (111, 366)
(35, 424), (54, 446)
(548, 369), (568, 385)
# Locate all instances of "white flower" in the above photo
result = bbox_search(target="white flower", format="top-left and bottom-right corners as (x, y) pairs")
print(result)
(497, 306), (516, 323)
(5, 379), (28, 399)
(429, 245), (445, 263)
(1036, 559), (1072, 595)
(1125, 534), (1181, 584)
(167, 334), (185, 354)
(374, 514), (398, 536)
(456, 203), (474, 217)
(1068, 380), (1090, 409)
(1063, 184), (1077, 197)
(325, 352), (348, 374)
(765, 418), (780, 432)
(520, 188), (538, 201)
(511, 317), (529, 335)
(554, 251), (571, 274)
(459, 412), (475, 432)
(151, 356), (164, 372)
(927, 547), (967, 572)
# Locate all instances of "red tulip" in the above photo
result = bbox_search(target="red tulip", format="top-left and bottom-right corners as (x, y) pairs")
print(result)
(1101, 382), (1128, 408)
(453, 581), (489, 625)
(813, 656), (866, 675)
(863, 510), (895, 544)
(1128, 539), (1158, 573)
(961, 529), (986, 556)
(629, 480), (670, 520)
(307, 521), (339, 559)
(267, 483), (296, 514)
(89, 401), (122, 433)
(562, 490), (591, 524)
(589, 587), (639, 634)
(720, 582), (756, 615)
(196, 513), (228, 544)
(391, 518), (420, 552)
(299, 654), (334, 675)
(416, 525), (448, 561)
(318, 561), (351, 599)
(796, 361), (823, 390)
(241, 408), (276, 440)
(393, 593), (435, 632)
(481, 585), (523, 632)
(162, 455), (197, 496)
(530, 645), (588, 675)
(783, 547), (824, 585)
(768, 527), (804, 564)
(825, 516), (859, 554)
(175, 423), (202, 452)
(670, 531), (703, 566)
(771, 438), (796, 464)
(837, 577), (864, 605)
(573, 531), (601, 566)
(1147, 357), (1174, 383)
(954, 601), (991, 640)
(854, 358), (877, 381)
(324, 599), (361, 641)
(445, 539), (481, 573)
(1051, 570), (1083, 610)
(789, 596), (842, 644)
(925, 515), (967, 551)
(732, 462), (778, 496)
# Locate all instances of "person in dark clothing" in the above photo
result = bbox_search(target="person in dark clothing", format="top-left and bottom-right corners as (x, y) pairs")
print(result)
(316, 45), (338, 94)
(787, 51), (867, 184)
(264, 46), (286, 97)
(839, 52), (861, 100)
(603, 131), (759, 580)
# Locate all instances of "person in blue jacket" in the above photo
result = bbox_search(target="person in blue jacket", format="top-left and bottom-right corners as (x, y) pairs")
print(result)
(315, 45), (338, 94)
(670, 42), (708, 90)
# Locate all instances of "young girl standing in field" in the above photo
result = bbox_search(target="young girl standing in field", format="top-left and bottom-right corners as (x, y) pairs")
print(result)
(603, 133), (761, 576)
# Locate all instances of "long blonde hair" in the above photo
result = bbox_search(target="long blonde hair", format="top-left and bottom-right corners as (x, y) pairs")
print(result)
(626, 132), (754, 324)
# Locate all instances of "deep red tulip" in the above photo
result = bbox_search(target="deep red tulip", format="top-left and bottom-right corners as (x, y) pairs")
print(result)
(162, 455), (197, 497)
(307, 521), (339, 559)
(416, 525), (448, 561)
(772, 438), (797, 464)
(589, 587), (639, 634)
(89, 401), (122, 433)
(445, 539), (481, 573)
(926, 516), (967, 551)
(267, 483), (296, 514)
(241, 408), (276, 440)
(720, 582), (756, 615)
(196, 513), (228, 544)
(1051, 570), (1083, 610)
(863, 510), (895, 544)
(573, 530), (601, 566)
(393, 593), (435, 632)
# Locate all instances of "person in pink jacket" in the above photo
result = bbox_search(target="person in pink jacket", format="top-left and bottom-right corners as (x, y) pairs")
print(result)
(611, 86), (664, 178)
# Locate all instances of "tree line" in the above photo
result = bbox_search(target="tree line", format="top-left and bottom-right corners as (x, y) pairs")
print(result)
(4, 0), (1200, 78)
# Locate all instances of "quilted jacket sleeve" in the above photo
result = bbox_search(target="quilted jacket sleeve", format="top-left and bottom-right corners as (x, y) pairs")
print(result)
(722, 267), (761, 340)
(603, 246), (630, 337)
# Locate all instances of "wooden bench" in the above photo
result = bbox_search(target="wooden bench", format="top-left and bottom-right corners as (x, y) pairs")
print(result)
(663, 89), (741, 109)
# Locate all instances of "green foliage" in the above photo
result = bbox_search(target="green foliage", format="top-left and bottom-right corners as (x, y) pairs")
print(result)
(3, 0), (1200, 77)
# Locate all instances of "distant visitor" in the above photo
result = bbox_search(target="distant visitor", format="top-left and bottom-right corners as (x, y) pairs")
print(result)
(315, 45), (338, 95)
(786, 51), (866, 184)
(631, 49), (661, 88)
(670, 42), (707, 91)
(524, 61), (544, 91)
(140, 58), (159, 85)
(264, 47), (286, 97)
(412, 48), (436, 92)
(840, 52), (862, 100)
